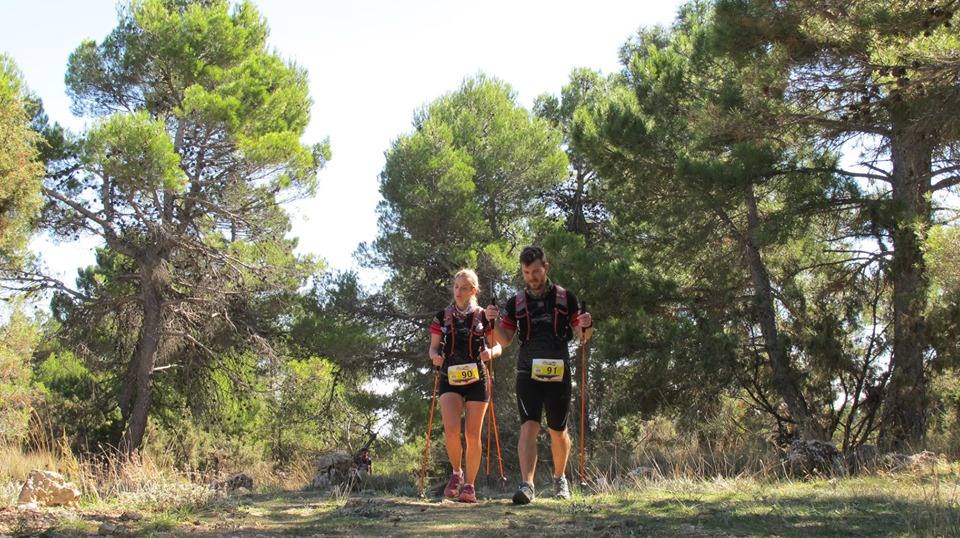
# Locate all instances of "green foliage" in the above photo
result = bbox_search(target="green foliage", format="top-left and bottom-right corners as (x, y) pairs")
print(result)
(83, 111), (185, 192)
(0, 309), (39, 445)
(928, 368), (960, 459)
(9, 0), (960, 473)
(263, 356), (342, 460)
(0, 54), (43, 273)
(927, 225), (960, 298)
(291, 272), (387, 372)
(33, 349), (122, 450)
(373, 73), (567, 308)
(928, 225), (960, 370)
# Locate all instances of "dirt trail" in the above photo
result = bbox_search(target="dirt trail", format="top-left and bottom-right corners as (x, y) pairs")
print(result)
(177, 493), (654, 537)
(4, 475), (959, 537)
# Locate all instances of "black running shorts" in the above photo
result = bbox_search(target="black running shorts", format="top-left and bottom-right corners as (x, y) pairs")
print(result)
(439, 374), (489, 402)
(515, 369), (572, 431)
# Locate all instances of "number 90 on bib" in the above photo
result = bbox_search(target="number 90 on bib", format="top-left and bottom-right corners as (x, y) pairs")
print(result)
(531, 358), (564, 382)
(447, 363), (480, 386)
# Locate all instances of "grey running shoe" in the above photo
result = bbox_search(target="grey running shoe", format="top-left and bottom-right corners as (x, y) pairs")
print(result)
(512, 481), (535, 505)
(554, 475), (571, 499)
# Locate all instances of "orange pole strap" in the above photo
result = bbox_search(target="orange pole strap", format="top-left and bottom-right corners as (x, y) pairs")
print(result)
(578, 341), (587, 484)
(419, 368), (441, 496)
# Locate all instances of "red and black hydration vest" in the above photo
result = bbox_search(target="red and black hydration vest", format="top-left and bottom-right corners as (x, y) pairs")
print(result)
(514, 285), (571, 344)
(440, 305), (489, 365)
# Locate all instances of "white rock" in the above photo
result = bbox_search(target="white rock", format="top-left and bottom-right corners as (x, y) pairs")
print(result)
(17, 469), (81, 507)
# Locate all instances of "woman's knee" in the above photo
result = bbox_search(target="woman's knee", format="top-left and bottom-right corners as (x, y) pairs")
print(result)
(464, 417), (484, 438)
(440, 394), (463, 420)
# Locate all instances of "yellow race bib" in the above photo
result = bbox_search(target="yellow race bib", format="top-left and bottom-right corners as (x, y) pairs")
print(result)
(531, 358), (564, 382)
(447, 363), (480, 386)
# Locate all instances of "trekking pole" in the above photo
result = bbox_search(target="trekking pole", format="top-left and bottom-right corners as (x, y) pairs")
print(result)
(482, 297), (507, 483)
(578, 301), (588, 488)
(487, 360), (507, 482)
(485, 295), (493, 477)
(486, 378), (493, 477)
(419, 366), (441, 497)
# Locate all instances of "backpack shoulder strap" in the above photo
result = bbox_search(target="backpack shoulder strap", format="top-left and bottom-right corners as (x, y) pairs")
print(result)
(443, 305), (455, 330)
(555, 285), (568, 309)
(443, 305), (457, 357)
(515, 290), (527, 316)
(514, 290), (531, 341)
(552, 285), (569, 337)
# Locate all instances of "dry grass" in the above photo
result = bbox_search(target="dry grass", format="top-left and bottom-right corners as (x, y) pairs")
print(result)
(2, 412), (958, 537)
(2, 437), (958, 537)
(0, 443), (62, 485)
(1, 442), (214, 510)
(1, 436), (321, 514)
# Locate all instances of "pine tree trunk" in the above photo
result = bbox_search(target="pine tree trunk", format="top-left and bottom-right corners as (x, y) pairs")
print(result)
(565, 166), (589, 239)
(118, 347), (139, 423)
(881, 130), (931, 451)
(123, 258), (165, 454)
(742, 185), (825, 440)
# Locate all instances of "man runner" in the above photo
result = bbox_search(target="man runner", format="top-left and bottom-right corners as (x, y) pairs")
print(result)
(486, 246), (593, 504)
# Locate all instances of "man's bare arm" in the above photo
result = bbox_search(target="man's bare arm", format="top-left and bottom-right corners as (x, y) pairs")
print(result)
(494, 323), (515, 349)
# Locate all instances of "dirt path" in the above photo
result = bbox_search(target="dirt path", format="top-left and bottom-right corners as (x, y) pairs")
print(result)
(4, 475), (959, 536)
(134, 492), (704, 537)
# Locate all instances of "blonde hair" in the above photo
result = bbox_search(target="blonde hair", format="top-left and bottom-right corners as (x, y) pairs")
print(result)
(453, 268), (481, 306)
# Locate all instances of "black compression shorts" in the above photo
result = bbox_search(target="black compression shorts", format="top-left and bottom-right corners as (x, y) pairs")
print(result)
(439, 374), (489, 402)
(515, 371), (572, 431)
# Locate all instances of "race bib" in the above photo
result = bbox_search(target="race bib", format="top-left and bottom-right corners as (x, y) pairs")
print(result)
(447, 363), (480, 386)
(531, 358), (564, 382)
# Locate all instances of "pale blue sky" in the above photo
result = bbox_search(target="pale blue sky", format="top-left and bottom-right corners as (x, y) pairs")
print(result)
(1, 0), (686, 286)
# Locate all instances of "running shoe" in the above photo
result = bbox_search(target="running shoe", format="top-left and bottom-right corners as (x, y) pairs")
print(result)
(554, 475), (571, 499)
(443, 471), (462, 498)
(512, 481), (535, 504)
(458, 483), (477, 503)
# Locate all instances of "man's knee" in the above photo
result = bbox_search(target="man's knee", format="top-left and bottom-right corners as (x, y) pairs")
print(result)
(519, 420), (540, 439)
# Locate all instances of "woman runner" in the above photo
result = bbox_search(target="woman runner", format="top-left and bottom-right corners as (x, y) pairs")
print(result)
(428, 269), (502, 502)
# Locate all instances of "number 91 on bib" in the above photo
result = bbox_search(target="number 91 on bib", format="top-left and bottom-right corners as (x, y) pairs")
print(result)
(447, 363), (480, 386)
(531, 358), (564, 382)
